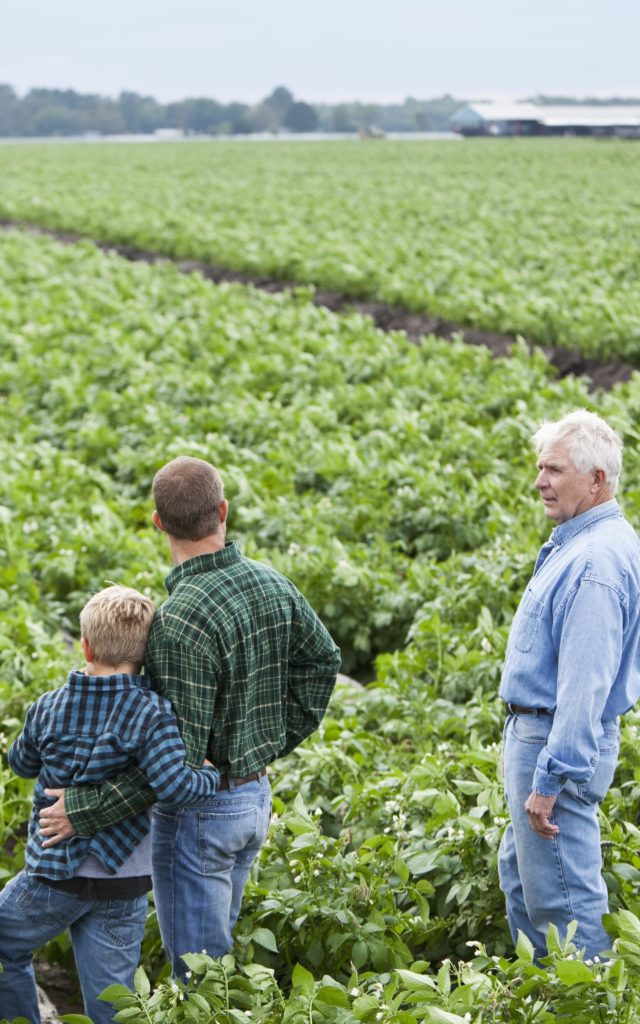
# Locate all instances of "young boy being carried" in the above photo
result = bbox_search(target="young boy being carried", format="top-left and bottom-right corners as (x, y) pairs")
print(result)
(0, 585), (220, 1024)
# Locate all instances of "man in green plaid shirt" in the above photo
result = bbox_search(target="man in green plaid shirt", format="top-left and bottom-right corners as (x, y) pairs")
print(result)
(40, 456), (341, 977)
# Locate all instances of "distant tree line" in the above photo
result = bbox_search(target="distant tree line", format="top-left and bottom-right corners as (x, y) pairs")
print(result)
(1, 85), (637, 138)
(314, 95), (462, 133)
(0, 84), (464, 137)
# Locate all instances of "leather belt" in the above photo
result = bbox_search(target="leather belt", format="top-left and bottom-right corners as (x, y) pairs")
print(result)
(505, 703), (552, 716)
(217, 767), (267, 791)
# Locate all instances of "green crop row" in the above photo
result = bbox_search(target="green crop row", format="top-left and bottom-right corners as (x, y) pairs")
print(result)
(3, 230), (640, 1020)
(1, 226), (601, 676)
(0, 139), (639, 360)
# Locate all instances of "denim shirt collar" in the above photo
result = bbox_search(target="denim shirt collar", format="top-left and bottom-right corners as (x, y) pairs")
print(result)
(165, 541), (241, 594)
(549, 499), (620, 548)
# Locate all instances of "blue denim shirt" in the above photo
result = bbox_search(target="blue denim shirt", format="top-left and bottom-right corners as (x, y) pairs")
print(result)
(500, 499), (640, 796)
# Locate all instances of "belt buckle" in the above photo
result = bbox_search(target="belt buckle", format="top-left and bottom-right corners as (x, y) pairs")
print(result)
(507, 702), (529, 715)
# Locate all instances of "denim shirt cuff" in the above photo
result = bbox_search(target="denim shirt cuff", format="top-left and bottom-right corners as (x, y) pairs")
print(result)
(532, 766), (565, 797)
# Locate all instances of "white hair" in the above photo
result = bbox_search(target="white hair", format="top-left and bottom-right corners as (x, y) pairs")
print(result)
(532, 410), (623, 493)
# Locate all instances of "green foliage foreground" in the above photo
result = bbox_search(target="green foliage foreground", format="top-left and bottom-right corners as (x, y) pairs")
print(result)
(58, 908), (640, 1024)
(3, 230), (640, 1020)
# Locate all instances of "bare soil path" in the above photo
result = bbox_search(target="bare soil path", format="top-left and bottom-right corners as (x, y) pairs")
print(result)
(1, 220), (635, 393)
(36, 960), (83, 1020)
(1, 219), (634, 391)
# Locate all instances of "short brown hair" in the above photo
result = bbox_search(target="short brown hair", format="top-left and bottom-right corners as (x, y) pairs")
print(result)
(152, 456), (225, 540)
(80, 586), (155, 668)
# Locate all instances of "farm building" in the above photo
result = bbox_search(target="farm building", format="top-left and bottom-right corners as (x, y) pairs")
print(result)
(451, 102), (640, 138)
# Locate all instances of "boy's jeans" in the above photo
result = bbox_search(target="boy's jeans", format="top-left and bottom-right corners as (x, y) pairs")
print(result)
(498, 711), (619, 961)
(152, 773), (272, 979)
(0, 871), (147, 1024)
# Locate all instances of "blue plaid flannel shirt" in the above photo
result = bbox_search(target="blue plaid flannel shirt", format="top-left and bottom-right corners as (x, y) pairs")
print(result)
(9, 671), (220, 880)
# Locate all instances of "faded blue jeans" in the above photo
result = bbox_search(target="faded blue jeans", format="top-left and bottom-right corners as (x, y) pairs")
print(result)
(498, 711), (619, 961)
(0, 870), (147, 1024)
(152, 773), (272, 979)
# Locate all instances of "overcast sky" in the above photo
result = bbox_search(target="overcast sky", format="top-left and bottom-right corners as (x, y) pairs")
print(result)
(2, 0), (639, 104)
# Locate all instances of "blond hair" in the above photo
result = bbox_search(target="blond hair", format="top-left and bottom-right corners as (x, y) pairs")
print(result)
(80, 585), (155, 668)
(152, 456), (225, 541)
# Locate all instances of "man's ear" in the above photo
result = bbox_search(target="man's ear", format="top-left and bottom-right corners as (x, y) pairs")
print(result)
(219, 499), (229, 525)
(152, 510), (166, 532)
(592, 468), (606, 492)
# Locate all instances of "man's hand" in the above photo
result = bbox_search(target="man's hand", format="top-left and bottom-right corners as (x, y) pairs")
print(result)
(524, 791), (559, 839)
(39, 788), (75, 847)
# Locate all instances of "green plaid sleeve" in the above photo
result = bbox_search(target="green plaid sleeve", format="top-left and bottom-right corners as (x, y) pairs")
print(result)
(144, 633), (218, 766)
(66, 764), (155, 836)
(280, 592), (342, 756)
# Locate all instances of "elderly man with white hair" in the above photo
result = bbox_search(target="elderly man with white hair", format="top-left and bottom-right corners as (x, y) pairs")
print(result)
(498, 409), (640, 961)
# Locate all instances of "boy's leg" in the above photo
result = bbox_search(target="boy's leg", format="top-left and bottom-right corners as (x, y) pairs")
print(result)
(70, 894), (148, 1024)
(0, 871), (89, 1024)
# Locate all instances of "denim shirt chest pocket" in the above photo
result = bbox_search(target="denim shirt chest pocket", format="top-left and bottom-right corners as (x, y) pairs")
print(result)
(510, 588), (544, 654)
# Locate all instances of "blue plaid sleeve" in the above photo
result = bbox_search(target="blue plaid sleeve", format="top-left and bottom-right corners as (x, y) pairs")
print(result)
(135, 709), (220, 807)
(8, 703), (42, 778)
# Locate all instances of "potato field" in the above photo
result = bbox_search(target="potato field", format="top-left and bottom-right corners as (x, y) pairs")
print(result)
(2, 139), (640, 1023)
(1, 139), (640, 359)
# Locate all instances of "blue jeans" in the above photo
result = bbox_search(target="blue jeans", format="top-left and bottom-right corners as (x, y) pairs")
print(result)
(152, 774), (272, 980)
(0, 871), (147, 1024)
(498, 712), (619, 961)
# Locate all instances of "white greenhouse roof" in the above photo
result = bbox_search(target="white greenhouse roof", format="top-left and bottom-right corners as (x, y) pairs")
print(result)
(542, 106), (640, 127)
(453, 103), (640, 128)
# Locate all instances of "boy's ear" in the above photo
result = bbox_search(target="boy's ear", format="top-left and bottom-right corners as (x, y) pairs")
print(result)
(152, 510), (166, 532)
(81, 636), (93, 662)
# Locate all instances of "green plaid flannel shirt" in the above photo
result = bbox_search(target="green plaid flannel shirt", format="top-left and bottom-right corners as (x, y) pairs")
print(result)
(66, 543), (341, 835)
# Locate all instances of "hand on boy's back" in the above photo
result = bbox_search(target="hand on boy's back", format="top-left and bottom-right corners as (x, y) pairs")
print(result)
(39, 788), (75, 847)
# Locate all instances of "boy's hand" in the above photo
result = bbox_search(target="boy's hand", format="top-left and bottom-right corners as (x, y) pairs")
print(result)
(39, 788), (75, 846)
(203, 758), (214, 766)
